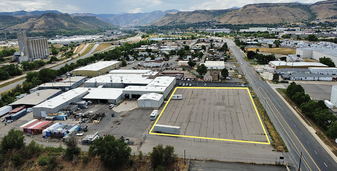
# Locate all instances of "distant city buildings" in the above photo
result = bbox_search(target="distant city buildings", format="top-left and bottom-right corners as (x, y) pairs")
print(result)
(14, 32), (49, 63)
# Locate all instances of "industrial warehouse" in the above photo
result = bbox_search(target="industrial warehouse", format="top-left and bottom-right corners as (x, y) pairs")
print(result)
(72, 61), (121, 76)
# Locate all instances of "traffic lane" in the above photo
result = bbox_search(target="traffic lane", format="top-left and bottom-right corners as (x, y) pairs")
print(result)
(0, 79), (25, 94)
(261, 84), (336, 171)
(227, 39), (334, 170)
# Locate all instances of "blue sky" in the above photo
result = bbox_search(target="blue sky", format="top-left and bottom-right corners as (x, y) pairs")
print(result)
(0, 0), (324, 14)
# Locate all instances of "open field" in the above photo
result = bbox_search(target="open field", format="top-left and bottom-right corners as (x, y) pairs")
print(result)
(151, 87), (270, 144)
(246, 47), (296, 55)
(93, 43), (112, 53)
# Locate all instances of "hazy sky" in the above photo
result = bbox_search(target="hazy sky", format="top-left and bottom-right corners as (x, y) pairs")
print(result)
(0, 0), (324, 14)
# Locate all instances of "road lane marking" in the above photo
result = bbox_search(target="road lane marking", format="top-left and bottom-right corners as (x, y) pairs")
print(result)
(300, 132), (302, 135)
(259, 87), (320, 171)
(323, 162), (328, 167)
(307, 141), (310, 144)
(149, 87), (270, 145)
(314, 150), (318, 155)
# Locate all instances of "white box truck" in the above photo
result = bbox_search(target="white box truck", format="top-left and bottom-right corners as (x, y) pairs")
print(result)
(153, 124), (180, 134)
(150, 110), (159, 121)
(171, 94), (182, 100)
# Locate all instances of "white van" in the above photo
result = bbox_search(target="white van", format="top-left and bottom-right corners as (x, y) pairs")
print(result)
(150, 110), (159, 121)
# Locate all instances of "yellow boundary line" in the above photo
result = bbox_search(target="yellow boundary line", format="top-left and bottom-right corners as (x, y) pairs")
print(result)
(149, 87), (271, 145)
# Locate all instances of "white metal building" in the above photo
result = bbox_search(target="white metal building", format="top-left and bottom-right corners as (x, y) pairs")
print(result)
(282, 73), (333, 81)
(84, 74), (152, 88)
(32, 88), (89, 117)
(308, 67), (337, 75)
(331, 85), (337, 108)
(203, 61), (225, 70)
(138, 93), (164, 108)
(296, 48), (337, 66)
(82, 88), (123, 104)
(10, 89), (62, 108)
(72, 61), (121, 76)
(269, 61), (327, 69)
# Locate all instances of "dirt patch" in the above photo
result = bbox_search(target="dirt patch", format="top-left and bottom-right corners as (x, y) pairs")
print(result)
(75, 44), (85, 54)
(94, 43), (112, 53)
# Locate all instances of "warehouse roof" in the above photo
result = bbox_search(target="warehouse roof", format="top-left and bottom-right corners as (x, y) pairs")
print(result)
(33, 88), (88, 109)
(308, 67), (337, 70)
(83, 88), (123, 100)
(204, 61), (225, 67)
(73, 61), (120, 72)
(147, 76), (175, 87)
(138, 93), (163, 101)
(85, 74), (152, 84)
(10, 89), (62, 106)
(123, 86), (166, 92)
(284, 73), (333, 77)
(269, 61), (327, 67)
(109, 70), (153, 74)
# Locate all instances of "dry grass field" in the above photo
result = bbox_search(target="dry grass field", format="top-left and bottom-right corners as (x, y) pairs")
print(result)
(246, 47), (296, 55)
(93, 43), (112, 53)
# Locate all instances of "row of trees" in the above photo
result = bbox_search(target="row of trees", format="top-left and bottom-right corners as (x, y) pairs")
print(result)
(0, 48), (16, 61)
(286, 82), (337, 138)
(20, 60), (46, 71)
(0, 64), (22, 81)
(319, 57), (336, 67)
(246, 50), (276, 64)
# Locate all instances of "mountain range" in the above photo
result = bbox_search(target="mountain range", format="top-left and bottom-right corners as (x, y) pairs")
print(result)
(153, 0), (337, 26)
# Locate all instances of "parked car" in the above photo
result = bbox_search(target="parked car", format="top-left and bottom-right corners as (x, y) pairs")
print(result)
(179, 83), (182, 86)
(109, 104), (115, 109)
(189, 83), (192, 86)
(182, 83), (186, 86)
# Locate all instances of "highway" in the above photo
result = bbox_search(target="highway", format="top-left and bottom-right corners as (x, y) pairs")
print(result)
(226, 39), (337, 171)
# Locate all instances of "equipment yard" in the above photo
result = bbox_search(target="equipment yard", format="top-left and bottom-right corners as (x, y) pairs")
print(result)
(151, 87), (270, 144)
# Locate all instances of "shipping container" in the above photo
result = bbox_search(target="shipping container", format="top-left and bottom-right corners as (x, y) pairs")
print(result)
(31, 121), (53, 135)
(20, 119), (38, 132)
(153, 124), (180, 134)
(9, 106), (25, 114)
(0, 106), (12, 117)
(24, 121), (43, 133)
(10, 109), (27, 121)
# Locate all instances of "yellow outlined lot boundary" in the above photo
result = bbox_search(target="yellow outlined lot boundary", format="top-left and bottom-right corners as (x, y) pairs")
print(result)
(149, 87), (271, 145)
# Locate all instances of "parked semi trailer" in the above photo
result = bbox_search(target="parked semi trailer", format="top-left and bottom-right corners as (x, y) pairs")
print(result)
(153, 124), (180, 134)
(0, 106), (12, 117)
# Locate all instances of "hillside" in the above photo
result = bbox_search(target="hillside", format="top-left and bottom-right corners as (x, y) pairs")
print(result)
(152, 0), (337, 26)
(0, 10), (62, 16)
(1, 13), (116, 32)
(94, 10), (179, 27)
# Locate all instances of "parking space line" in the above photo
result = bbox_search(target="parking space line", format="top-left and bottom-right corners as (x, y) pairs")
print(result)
(149, 87), (271, 145)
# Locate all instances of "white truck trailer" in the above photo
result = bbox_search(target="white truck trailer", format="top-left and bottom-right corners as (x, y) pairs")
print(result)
(153, 124), (180, 134)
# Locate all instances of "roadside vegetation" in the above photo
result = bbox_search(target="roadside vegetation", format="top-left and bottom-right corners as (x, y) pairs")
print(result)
(245, 47), (296, 56)
(0, 129), (186, 170)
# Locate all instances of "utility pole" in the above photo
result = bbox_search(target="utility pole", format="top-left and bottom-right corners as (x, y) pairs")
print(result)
(298, 152), (302, 171)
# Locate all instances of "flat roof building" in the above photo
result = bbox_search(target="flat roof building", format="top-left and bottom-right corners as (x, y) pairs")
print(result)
(203, 61), (225, 70)
(38, 76), (86, 91)
(10, 89), (62, 108)
(72, 61), (121, 77)
(32, 88), (89, 117)
(269, 61), (327, 69)
(84, 74), (152, 88)
(138, 93), (164, 109)
(296, 48), (337, 67)
(82, 88), (124, 104)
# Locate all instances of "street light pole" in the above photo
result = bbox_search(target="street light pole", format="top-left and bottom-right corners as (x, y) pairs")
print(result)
(298, 152), (302, 171)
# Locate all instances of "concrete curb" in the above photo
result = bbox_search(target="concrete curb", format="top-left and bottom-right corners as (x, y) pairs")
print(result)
(269, 83), (337, 163)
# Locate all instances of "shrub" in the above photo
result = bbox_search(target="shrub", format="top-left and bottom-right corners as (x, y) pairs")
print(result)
(12, 154), (24, 167)
(138, 151), (143, 161)
(82, 155), (88, 163)
(24, 140), (43, 158)
(58, 165), (64, 170)
(38, 155), (48, 166)
(46, 156), (58, 170)
(150, 144), (177, 168)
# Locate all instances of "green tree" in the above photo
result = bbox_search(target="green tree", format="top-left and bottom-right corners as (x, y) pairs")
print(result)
(89, 135), (131, 169)
(188, 59), (196, 68)
(319, 57), (335, 67)
(177, 49), (186, 58)
(21, 61), (30, 71)
(313, 108), (336, 129)
(184, 45), (190, 51)
(307, 34), (318, 41)
(121, 59), (127, 66)
(38, 68), (56, 83)
(281, 34), (291, 39)
(292, 92), (310, 106)
(247, 51), (256, 59)
(0, 129), (25, 152)
(221, 68), (229, 78)
(201, 45), (206, 50)
(150, 144), (176, 169)
(327, 122), (337, 139)
(273, 40), (282, 47)
(268, 44), (272, 48)
(51, 49), (59, 56)
(272, 73), (279, 82)
(197, 64), (208, 76)
(65, 136), (81, 161)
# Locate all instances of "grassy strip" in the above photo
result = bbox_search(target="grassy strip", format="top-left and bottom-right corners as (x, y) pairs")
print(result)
(0, 77), (25, 90)
(251, 91), (288, 152)
(246, 47), (296, 55)
(82, 44), (95, 56)
(93, 43), (112, 53)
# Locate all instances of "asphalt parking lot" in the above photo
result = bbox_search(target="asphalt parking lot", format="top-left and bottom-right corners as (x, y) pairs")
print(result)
(155, 87), (268, 143)
(190, 160), (285, 171)
(294, 84), (332, 101)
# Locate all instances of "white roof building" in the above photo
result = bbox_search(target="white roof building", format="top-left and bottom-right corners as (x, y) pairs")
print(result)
(138, 93), (164, 108)
(203, 61), (225, 70)
(83, 88), (124, 104)
(269, 61), (327, 69)
(84, 74), (153, 88)
(32, 88), (89, 117)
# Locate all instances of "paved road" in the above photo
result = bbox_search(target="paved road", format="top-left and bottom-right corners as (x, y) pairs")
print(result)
(227, 39), (337, 171)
